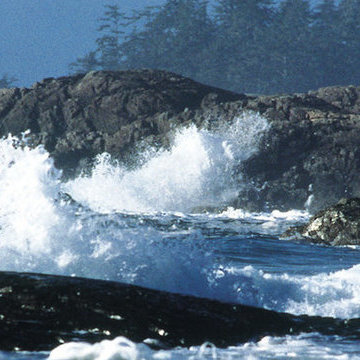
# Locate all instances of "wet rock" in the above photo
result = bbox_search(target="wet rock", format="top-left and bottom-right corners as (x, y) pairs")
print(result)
(1, 70), (360, 211)
(284, 198), (360, 246)
(0, 70), (244, 175)
(235, 89), (360, 212)
(0, 271), (359, 351)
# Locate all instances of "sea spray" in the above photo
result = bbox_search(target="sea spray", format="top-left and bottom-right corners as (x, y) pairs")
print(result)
(64, 112), (269, 213)
(0, 114), (270, 292)
(1, 120), (357, 320)
(4, 114), (355, 316)
(0, 114), (341, 310)
(0, 135), (61, 255)
(0, 134), (215, 292)
(2, 122), (360, 360)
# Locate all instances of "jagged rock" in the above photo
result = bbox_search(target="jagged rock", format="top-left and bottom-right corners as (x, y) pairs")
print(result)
(284, 198), (360, 245)
(0, 271), (359, 351)
(235, 88), (360, 212)
(1, 70), (360, 211)
(0, 70), (244, 174)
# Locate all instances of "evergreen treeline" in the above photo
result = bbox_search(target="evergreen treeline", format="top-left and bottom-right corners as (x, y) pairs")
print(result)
(0, 74), (17, 89)
(70, 0), (360, 94)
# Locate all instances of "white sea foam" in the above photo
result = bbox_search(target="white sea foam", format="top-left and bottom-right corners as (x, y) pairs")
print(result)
(218, 207), (310, 221)
(48, 337), (140, 360)
(64, 112), (269, 213)
(0, 135), (61, 255)
(0, 123), (242, 292)
(285, 264), (360, 318)
(211, 264), (360, 319)
(218, 333), (360, 359)
(1, 118), (360, 325)
(217, 207), (310, 232)
(0, 131), (215, 293)
(48, 333), (360, 360)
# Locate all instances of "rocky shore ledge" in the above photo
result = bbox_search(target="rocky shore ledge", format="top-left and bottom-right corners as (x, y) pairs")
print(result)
(1, 69), (360, 212)
(0, 271), (359, 351)
(284, 198), (360, 246)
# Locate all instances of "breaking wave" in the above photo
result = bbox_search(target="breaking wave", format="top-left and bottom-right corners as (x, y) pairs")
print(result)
(64, 112), (269, 213)
(2, 112), (359, 324)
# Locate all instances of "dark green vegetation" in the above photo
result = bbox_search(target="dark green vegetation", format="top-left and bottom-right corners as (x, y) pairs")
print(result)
(1, 271), (360, 351)
(70, 0), (360, 94)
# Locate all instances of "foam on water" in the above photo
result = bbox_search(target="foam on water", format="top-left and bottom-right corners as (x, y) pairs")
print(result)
(1, 114), (360, 333)
(211, 264), (360, 318)
(0, 114), (269, 290)
(218, 207), (310, 223)
(285, 264), (360, 318)
(48, 337), (139, 360)
(48, 333), (360, 360)
(0, 130), (216, 293)
(217, 207), (310, 231)
(2, 118), (360, 360)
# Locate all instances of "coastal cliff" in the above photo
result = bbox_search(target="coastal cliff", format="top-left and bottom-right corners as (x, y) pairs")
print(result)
(1, 69), (360, 213)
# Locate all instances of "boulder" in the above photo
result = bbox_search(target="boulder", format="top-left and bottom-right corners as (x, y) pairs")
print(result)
(284, 198), (360, 246)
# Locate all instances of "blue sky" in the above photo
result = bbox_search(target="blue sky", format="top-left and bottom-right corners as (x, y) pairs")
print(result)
(0, 0), (162, 87)
(0, 0), (320, 87)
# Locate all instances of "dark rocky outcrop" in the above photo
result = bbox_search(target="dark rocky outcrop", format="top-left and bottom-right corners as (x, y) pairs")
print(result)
(1, 69), (360, 211)
(284, 198), (360, 246)
(0, 271), (359, 351)
(0, 70), (244, 175)
(236, 87), (360, 212)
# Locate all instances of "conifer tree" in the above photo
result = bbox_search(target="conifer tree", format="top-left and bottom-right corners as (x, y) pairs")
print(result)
(337, 0), (360, 84)
(311, 0), (343, 87)
(69, 51), (100, 74)
(271, 0), (313, 93)
(213, 0), (275, 93)
(122, 0), (213, 81)
(96, 5), (127, 70)
(69, 0), (360, 94)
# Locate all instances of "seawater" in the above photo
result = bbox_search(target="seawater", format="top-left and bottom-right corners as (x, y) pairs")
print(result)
(0, 113), (360, 359)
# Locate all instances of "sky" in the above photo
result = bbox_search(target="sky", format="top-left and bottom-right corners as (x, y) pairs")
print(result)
(0, 0), (321, 88)
(0, 0), (163, 87)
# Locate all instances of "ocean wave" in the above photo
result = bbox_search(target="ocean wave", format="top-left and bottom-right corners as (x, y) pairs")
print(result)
(64, 112), (269, 213)
(48, 333), (360, 360)
(213, 264), (360, 319)
(1, 122), (360, 322)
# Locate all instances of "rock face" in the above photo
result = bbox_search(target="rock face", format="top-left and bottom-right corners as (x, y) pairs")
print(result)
(236, 86), (360, 212)
(0, 70), (244, 174)
(1, 69), (360, 211)
(285, 198), (360, 246)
